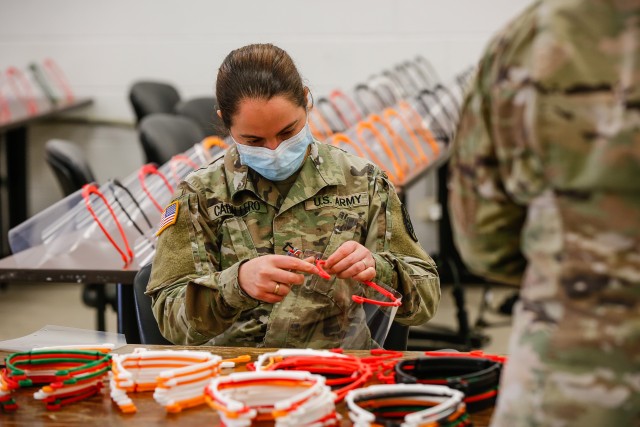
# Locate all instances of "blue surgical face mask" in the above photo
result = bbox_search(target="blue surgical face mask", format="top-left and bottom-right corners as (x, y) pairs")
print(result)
(232, 122), (313, 181)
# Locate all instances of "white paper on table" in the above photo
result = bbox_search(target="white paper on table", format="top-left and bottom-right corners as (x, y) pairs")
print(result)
(0, 325), (127, 352)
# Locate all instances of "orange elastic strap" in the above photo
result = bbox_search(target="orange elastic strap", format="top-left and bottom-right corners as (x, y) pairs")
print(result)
(43, 58), (75, 103)
(309, 114), (333, 141)
(82, 183), (134, 267)
(202, 136), (228, 151)
(309, 107), (333, 139)
(329, 89), (363, 125)
(330, 133), (365, 157)
(369, 114), (410, 175)
(356, 120), (401, 183)
(398, 100), (440, 156)
(222, 355), (251, 365)
(383, 107), (429, 166)
(138, 163), (174, 212)
(6, 67), (39, 114)
(166, 395), (205, 413)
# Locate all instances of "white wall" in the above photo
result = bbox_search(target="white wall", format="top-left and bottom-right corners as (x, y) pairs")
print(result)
(1, 0), (532, 122)
(0, 0), (532, 248)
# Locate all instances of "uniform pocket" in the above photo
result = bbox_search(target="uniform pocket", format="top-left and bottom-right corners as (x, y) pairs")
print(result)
(310, 211), (363, 296)
(218, 217), (258, 270)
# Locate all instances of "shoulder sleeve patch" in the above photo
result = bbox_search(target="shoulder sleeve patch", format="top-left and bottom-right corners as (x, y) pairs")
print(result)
(401, 202), (419, 242)
(155, 201), (180, 236)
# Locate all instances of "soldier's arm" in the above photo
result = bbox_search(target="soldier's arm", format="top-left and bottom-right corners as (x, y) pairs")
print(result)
(365, 171), (441, 326)
(145, 185), (259, 345)
(448, 42), (530, 286)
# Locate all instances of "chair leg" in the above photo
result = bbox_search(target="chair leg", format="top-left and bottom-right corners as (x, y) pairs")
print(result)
(95, 285), (107, 332)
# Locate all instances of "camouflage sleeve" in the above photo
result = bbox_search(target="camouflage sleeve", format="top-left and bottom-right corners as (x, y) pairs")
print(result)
(447, 11), (542, 286)
(145, 183), (260, 345)
(366, 170), (441, 326)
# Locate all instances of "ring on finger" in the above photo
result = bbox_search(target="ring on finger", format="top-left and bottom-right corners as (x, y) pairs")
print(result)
(274, 283), (281, 296)
(361, 260), (368, 270)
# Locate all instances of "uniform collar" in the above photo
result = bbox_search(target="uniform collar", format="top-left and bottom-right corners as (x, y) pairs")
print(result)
(224, 140), (345, 210)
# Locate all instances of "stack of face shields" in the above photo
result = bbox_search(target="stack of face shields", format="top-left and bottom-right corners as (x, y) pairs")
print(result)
(346, 384), (470, 427)
(110, 348), (224, 413)
(1, 345), (113, 412)
(205, 371), (339, 427)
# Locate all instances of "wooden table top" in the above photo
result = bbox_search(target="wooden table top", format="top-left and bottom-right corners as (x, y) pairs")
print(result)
(0, 344), (494, 426)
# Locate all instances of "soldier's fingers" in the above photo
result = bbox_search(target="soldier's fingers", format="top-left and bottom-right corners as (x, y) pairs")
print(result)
(324, 241), (358, 269)
(334, 256), (369, 279)
(352, 267), (376, 283)
(271, 270), (306, 286)
(273, 255), (321, 275)
(327, 246), (369, 275)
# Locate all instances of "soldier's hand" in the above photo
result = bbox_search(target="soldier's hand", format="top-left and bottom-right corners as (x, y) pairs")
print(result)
(323, 240), (376, 282)
(238, 255), (321, 303)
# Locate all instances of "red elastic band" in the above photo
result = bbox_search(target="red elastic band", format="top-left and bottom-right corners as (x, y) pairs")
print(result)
(138, 164), (174, 212)
(82, 183), (134, 266)
(329, 89), (363, 126)
(169, 154), (199, 186)
(353, 281), (402, 307)
(43, 58), (75, 103)
(6, 67), (39, 115)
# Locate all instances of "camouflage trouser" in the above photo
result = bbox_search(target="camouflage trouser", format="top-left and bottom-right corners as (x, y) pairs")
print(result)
(490, 302), (640, 427)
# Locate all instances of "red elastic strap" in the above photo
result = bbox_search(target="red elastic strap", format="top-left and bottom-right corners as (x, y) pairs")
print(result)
(138, 164), (175, 212)
(0, 77), (11, 122)
(353, 281), (402, 307)
(313, 259), (332, 280)
(82, 183), (134, 266)
(6, 67), (38, 114)
(43, 58), (75, 103)
(169, 154), (199, 186)
(329, 89), (363, 125)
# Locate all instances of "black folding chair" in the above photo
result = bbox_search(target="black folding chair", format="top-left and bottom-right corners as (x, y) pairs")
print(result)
(138, 113), (206, 165)
(129, 81), (181, 124)
(133, 263), (172, 345)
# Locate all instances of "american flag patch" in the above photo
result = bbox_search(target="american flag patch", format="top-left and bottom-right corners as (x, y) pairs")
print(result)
(155, 201), (179, 236)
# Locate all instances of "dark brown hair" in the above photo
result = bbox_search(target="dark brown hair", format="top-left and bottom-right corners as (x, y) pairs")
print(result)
(216, 43), (307, 129)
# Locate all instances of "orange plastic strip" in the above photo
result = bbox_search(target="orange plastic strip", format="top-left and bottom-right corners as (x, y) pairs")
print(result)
(309, 107), (335, 140)
(330, 133), (365, 158)
(383, 107), (429, 166)
(398, 100), (440, 156)
(356, 120), (402, 183)
(202, 136), (228, 151)
(369, 114), (410, 175)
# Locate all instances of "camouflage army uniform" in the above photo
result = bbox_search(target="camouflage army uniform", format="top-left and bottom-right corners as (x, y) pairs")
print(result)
(146, 140), (440, 349)
(449, 0), (640, 425)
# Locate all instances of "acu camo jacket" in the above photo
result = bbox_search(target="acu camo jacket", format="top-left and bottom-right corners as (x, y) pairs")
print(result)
(449, 0), (640, 425)
(147, 140), (440, 349)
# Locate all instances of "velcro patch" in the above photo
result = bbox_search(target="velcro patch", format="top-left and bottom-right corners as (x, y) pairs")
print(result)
(156, 201), (179, 236)
(401, 203), (418, 242)
(305, 192), (369, 210)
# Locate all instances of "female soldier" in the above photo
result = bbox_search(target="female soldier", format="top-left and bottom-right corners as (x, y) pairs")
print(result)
(146, 43), (440, 348)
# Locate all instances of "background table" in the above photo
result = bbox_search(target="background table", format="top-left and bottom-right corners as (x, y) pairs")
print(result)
(0, 344), (495, 426)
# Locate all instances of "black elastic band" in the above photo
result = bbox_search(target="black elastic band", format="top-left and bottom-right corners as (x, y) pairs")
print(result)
(108, 179), (153, 237)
